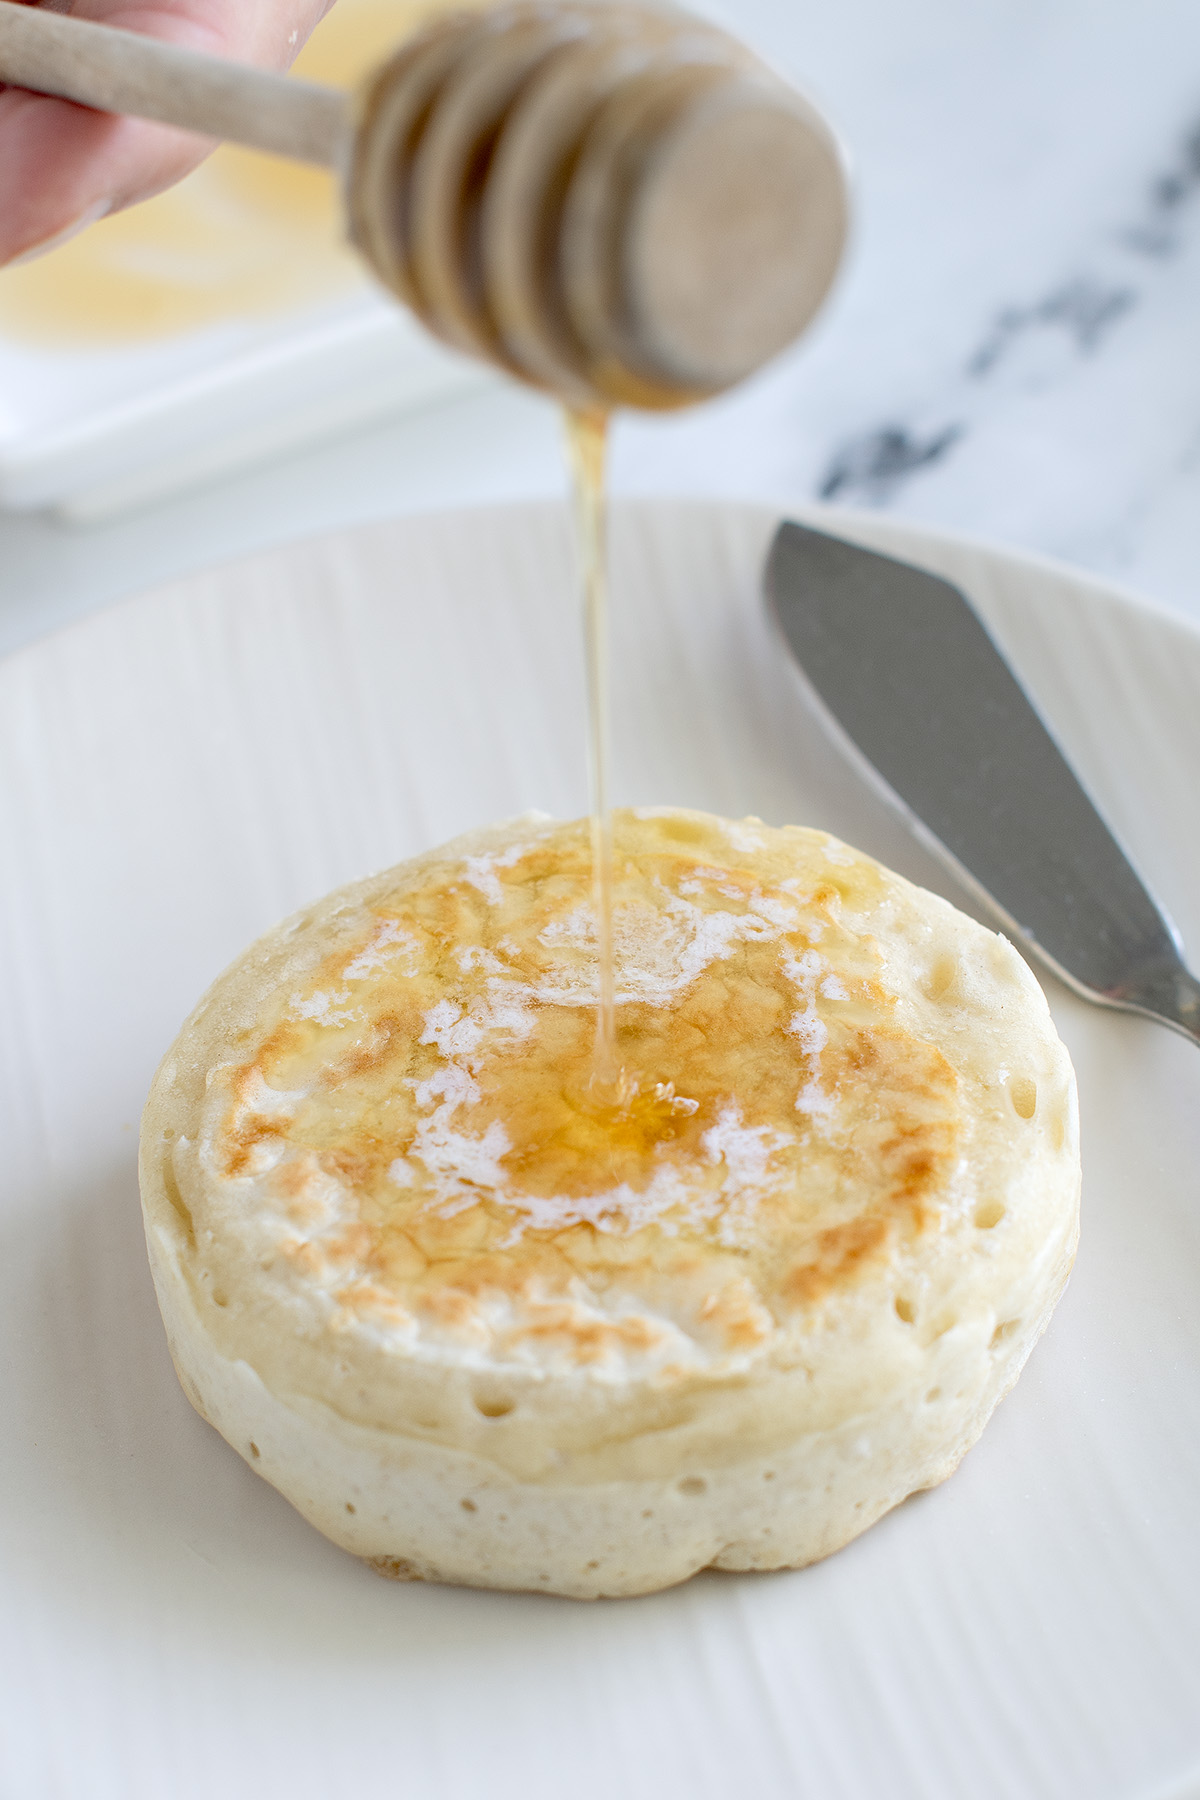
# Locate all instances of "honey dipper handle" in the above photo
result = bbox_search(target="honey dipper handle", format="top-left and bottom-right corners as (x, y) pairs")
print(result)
(0, 1), (348, 164)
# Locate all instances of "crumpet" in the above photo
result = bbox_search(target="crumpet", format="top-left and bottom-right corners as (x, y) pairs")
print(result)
(140, 809), (1079, 1597)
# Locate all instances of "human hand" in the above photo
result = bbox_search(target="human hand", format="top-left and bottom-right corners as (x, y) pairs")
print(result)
(0, 0), (335, 265)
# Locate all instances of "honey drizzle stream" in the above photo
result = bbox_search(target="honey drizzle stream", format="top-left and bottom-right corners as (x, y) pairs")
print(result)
(565, 405), (624, 1100)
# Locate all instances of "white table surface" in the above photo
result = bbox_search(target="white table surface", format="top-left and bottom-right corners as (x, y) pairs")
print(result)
(1, 0), (1198, 649)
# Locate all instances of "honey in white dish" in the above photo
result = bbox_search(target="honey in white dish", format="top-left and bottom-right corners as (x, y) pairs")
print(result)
(0, 0), (484, 343)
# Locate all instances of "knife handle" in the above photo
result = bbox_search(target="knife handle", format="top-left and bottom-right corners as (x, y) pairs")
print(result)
(1122, 962), (1200, 1047)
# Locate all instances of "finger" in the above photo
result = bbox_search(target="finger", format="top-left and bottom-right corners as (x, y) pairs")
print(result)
(0, 91), (216, 263)
(0, 0), (334, 265)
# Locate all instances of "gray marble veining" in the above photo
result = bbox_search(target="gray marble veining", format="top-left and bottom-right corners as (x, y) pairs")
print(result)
(814, 103), (1200, 560)
(613, 0), (1200, 625)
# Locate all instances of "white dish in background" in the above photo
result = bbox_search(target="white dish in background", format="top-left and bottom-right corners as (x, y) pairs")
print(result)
(0, 291), (487, 519)
(0, 0), (491, 520)
(0, 501), (1197, 1800)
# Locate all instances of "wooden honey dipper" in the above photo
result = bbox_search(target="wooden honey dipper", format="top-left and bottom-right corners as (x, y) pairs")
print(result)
(0, 0), (847, 406)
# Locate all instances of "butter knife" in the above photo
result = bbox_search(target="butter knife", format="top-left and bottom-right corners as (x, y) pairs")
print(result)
(765, 520), (1200, 1047)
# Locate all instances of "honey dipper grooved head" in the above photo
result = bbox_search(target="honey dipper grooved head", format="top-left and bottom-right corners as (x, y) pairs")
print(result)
(348, 2), (848, 408)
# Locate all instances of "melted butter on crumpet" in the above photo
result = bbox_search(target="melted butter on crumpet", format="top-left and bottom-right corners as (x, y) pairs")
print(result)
(197, 811), (962, 1380)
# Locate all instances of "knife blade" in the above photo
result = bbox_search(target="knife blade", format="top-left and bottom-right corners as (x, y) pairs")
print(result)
(764, 520), (1200, 1047)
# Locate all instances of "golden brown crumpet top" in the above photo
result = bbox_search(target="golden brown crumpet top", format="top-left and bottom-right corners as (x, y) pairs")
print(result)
(166, 810), (1067, 1402)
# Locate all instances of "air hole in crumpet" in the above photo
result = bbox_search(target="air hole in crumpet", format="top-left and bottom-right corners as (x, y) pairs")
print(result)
(926, 954), (958, 1001)
(1010, 1077), (1038, 1119)
(473, 1391), (516, 1419)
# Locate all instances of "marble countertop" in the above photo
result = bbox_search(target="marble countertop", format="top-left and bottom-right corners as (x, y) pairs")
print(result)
(1, 0), (1198, 654)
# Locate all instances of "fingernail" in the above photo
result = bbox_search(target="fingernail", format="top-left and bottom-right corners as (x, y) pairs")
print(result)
(9, 198), (110, 266)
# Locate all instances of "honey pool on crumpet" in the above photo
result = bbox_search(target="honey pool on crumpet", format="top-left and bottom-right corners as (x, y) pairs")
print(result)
(140, 809), (1079, 1599)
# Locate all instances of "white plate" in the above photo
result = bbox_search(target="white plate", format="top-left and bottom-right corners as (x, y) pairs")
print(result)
(1, 501), (1198, 1800)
